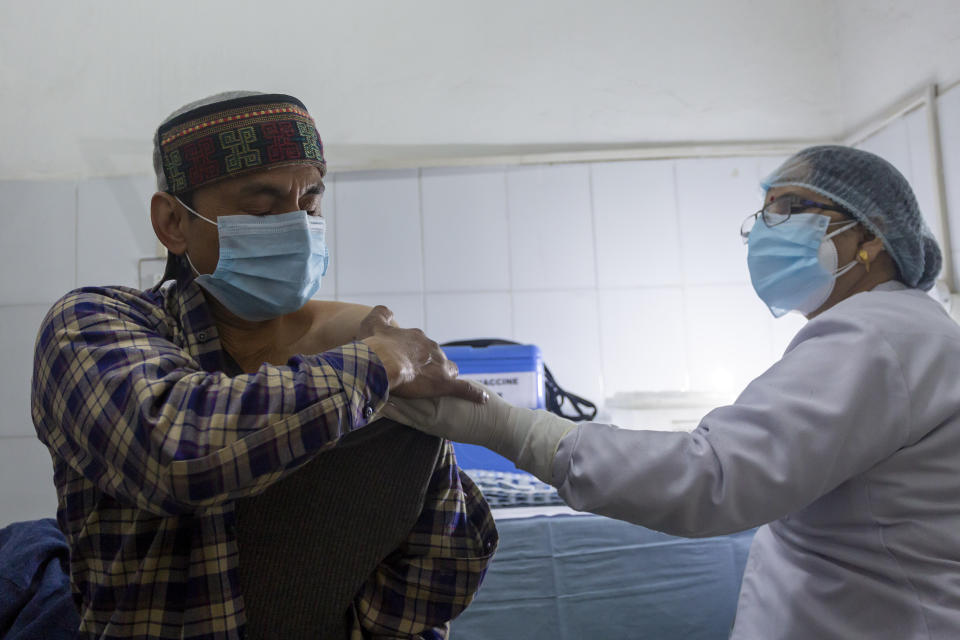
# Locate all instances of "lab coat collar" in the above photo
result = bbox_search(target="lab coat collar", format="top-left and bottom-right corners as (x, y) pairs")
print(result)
(872, 280), (908, 292)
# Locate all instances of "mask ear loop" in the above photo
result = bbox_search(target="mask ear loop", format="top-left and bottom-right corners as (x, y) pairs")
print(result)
(824, 219), (858, 240)
(174, 196), (218, 275)
(825, 220), (860, 278)
(174, 196), (217, 226)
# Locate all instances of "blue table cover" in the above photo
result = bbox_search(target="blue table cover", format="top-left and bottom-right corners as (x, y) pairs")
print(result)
(452, 513), (756, 640)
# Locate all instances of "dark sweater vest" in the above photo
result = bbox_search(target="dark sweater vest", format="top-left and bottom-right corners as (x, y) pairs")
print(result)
(235, 419), (444, 639)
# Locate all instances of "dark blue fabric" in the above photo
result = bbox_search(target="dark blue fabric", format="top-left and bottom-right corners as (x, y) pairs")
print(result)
(0, 518), (78, 639)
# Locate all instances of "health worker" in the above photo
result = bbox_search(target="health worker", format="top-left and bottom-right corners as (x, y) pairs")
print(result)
(385, 145), (960, 639)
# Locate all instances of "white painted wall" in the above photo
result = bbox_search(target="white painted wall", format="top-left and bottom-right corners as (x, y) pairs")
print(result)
(1, 0), (843, 180)
(836, 0), (960, 133)
(0, 154), (793, 526)
(4, 1), (960, 528)
(5, 1), (960, 181)
(5, 90), (960, 525)
(935, 85), (960, 288)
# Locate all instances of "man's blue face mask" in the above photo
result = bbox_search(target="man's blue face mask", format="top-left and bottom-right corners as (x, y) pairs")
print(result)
(177, 197), (330, 322)
(747, 213), (858, 317)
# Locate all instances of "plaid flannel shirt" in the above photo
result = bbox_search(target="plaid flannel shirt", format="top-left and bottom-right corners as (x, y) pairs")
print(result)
(31, 270), (497, 639)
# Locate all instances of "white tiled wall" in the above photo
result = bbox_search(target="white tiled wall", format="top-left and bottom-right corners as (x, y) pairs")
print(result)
(675, 157), (763, 287)
(0, 177), (158, 527)
(683, 285), (773, 393)
(420, 167), (512, 292)
(507, 164), (597, 291)
(856, 93), (960, 288)
(0, 159), (797, 526)
(77, 176), (157, 289)
(327, 156), (800, 404)
(903, 108), (940, 242)
(0, 180), (77, 305)
(512, 290), (604, 405)
(334, 170), (423, 295)
(0, 305), (50, 438)
(425, 292), (515, 345)
(0, 437), (59, 523)
(591, 160), (682, 288)
(597, 287), (687, 394)
(856, 108), (943, 244)
(6, 97), (960, 527)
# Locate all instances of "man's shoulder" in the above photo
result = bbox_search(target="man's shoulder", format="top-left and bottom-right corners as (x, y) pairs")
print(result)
(41, 284), (172, 336)
(291, 299), (377, 352)
(303, 298), (374, 316)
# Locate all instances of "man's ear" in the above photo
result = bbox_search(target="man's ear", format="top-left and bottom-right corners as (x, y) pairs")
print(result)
(151, 192), (188, 255)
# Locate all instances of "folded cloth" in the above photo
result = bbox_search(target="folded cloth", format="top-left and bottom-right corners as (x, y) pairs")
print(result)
(0, 518), (79, 639)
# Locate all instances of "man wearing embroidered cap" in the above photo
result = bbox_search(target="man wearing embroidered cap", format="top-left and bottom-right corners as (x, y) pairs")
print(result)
(32, 91), (496, 640)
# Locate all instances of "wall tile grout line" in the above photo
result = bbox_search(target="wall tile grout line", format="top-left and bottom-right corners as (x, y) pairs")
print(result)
(587, 163), (607, 401)
(301, 282), (753, 299)
(417, 168), (429, 330)
(502, 167), (516, 341)
(672, 160), (693, 391)
(74, 181), (80, 290)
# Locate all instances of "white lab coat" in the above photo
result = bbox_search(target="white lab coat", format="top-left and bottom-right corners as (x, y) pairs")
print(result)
(551, 282), (960, 639)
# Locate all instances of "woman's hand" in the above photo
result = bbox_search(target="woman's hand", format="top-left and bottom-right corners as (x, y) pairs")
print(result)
(383, 383), (578, 484)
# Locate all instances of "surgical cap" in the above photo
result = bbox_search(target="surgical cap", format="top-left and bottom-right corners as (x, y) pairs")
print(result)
(762, 145), (942, 291)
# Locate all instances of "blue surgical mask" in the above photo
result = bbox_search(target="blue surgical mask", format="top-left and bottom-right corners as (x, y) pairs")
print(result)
(178, 198), (330, 321)
(748, 213), (858, 317)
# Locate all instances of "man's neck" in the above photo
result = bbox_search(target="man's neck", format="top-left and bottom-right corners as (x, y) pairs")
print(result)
(204, 293), (305, 371)
(199, 293), (375, 373)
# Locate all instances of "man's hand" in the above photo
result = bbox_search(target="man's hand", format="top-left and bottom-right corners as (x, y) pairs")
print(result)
(358, 306), (487, 404)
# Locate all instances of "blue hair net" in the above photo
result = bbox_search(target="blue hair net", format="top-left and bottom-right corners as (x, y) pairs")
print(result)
(762, 145), (942, 291)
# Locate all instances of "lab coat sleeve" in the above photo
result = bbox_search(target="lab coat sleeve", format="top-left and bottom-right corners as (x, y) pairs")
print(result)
(551, 310), (913, 537)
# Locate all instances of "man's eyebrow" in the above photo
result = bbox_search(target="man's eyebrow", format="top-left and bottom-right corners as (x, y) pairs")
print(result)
(236, 182), (285, 199)
(235, 181), (325, 198)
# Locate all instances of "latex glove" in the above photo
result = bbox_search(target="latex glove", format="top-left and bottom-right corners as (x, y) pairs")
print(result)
(383, 383), (578, 484)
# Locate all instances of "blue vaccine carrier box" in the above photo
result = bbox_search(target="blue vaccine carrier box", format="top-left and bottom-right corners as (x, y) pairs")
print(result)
(440, 344), (545, 472)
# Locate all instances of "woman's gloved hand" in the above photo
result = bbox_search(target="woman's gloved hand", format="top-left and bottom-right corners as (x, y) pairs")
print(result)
(382, 382), (578, 484)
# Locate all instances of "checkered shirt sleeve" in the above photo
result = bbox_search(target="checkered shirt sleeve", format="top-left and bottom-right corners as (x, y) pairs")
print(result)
(353, 443), (498, 638)
(33, 288), (386, 517)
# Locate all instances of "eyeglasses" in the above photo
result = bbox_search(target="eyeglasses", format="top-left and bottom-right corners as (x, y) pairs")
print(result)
(740, 194), (850, 243)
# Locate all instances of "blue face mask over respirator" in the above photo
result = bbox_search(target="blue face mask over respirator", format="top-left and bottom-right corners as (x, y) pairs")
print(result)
(177, 198), (330, 322)
(747, 213), (858, 317)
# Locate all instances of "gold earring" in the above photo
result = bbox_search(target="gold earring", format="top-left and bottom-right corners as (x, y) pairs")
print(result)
(857, 249), (871, 273)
